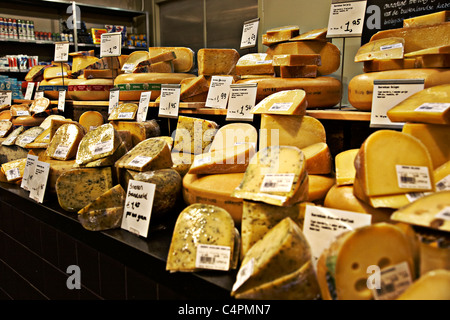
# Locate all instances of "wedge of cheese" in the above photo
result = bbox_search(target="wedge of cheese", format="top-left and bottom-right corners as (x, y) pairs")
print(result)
(416, 231), (450, 277)
(46, 123), (85, 161)
(179, 75), (210, 100)
(110, 120), (160, 148)
(76, 141), (127, 168)
(39, 115), (66, 131)
(308, 174), (336, 202)
(78, 207), (124, 231)
(231, 146), (308, 207)
(148, 47), (195, 73)
(335, 149), (359, 186)
(43, 64), (70, 80)
(78, 184), (126, 215)
(251, 89), (307, 116)
(0, 120), (12, 138)
(404, 45), (450, 57)
(10, 104), (30, 117)
(265, 25), (300, 44)
(166, 203), (236, 272)
(387, 84), (450, 125)
(397, 269), (450, 300)
(172, 116), (219, 155)
(289, 27), (328, 41)
(354, 37), (405, 62)
(197, 48), (240, 76)
(1, 158), (27, 182)
(435, 160), (450, 191)
(352, 178), (411, 209)
(133, 60), (174, 73)
(354, 130), (435, 197)
(235, 53), (275, 75)
(403, 10), (450, 28)
(208, 122), (257, 152)
(302, 142), (332, 175)
(415, 54), (450, 68)
(171, 151), (194, 177)
(107, 103), (138, 121)
(1, 126), (24, 146)
(272, 54), (321, 67)
(120, 50), (150, 72)
(14, 126), (44, 148)
(316, 223), (416, 300)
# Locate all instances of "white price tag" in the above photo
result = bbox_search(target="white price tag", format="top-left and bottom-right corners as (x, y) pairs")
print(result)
(260, 173), (295, 193)
(16, 110), (30, 116)
(21, 154), (38, 191)
(240, 18), (260, 49)
(121, 180), (156, 238)
(396, 165), (432, 190)
(34, 90), (44, 99)
(92, 140), (114, 155)
(137, 91), (151, 122)
(29, 160), (50, 203)
(226, 83), (257, 122)
(158, 84), (181, 119)
(121, 63), (135, 73)
(108, 87), (120, 114)
(100, 32), (122, 57)
(0, 130), (6, 138)
(303, 205), (372, 268)
(195, 244), (231, 271)
(232, 258), (255, 292)
(128, 155), (152, 169)
(373, 262), (413, 300)
(436, 174), (450, 191)
(19, 135), (36, 145)
(58, 89), (66, 111)
(6, 167), (21, 181)
(54, 42), (70, 62)
(205, 76), (233, 109)
(269, 102), (293, 112)
(24, 82), (35, 100)
(0, 91), (12, 106)
(370, 79), (425, 129)
(435, 207), (450, 222)
(327, 0), (367, 37)
(117, 112), (134, 119)
(415, 103), (450, 113)
(53, 145), (70, 159)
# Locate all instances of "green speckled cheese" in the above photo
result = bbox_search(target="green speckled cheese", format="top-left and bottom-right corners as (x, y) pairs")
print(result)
(46, 123), (85, 160)
(14, 126), (44, 148)
(1, 126), (24, 146)
(0, 120), (12, 138)
(173, 116), (219, 155)
(166, 203), (236, 272)
(75, 141), (128, 168)
(78, 184), (126, 214)
(231, 217), (311, 296)
(78, 206), (124, 231)
(55, 167), (113, 212)
(231, 145), (309, 206)
(107, 103), (138, 121)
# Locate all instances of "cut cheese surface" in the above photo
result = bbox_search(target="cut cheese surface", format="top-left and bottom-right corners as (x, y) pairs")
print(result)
(110, 120), (160, 147)
(231, 146), (309, 207)
(46, 123), (84, 161)
(1, 158), (27, 182)
(107, 103), (138, 121)
(435, 160), (450, 191)
(179, 75), (210, 100)
(403, 11), (450, 28)
(387, 84), (450, 125)
(15, 126), (44, 148)
(354, 130), (435, 197)
(272, 54), (321, 67)
(0, 120), (12, 138)
(404, 45), (450, 57)
(391, 191), (450, 232)
(251, 89), (307, 116)
(265, 25), (300, 44)
(172, 116), (219, 155)
(354, 37), (405, 62)
(39, 115), (66, 131)
(166, 203), (236, 272)
(335, 148), (359, 186)
(121, 50), (150, 72)
(275, 65), (318, 78)
(197, 48), (240, 76)
(301, 142), (332, 175)
(235, 53), (274, 75)
(289, 27), (328, 41)
(78, 111), (104, 132)
(308, 174), (336, 202)
(415, 54), (450, 68)
(148, 47), (195, 73)
(362, 58), (416, 72)
(76, 141), (127, 168)
(77, 184), (126, 215)
(397, 269), (450, 300)
(208, 122), (257, 152)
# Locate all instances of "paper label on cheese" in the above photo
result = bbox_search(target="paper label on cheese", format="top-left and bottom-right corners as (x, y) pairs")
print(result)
(436, 174), (450, 191)
(118, 112), (134, 119)
(372, 261), (413, 300)
(415, 103), (450, 113)
(195, 244), (231, 271)
(0, 130), (6, 137)
(6, 167), (21, 181)
(92, 140), (114, 155)
(128, 155), (152, 169)
(405, 191), (432, 203)
(29, 161), (50, 204)
(19, 136), (36, 145)
(260, 173), (295, 192)
(380, 43), (403, 51)
(396, 165), (432, 190)
(16, 110), (30, 116)
(53, 145), (70, 159)
(232, 258), (255, 292)
(435, 207), (450, 221)
(268, 102), (293, 112)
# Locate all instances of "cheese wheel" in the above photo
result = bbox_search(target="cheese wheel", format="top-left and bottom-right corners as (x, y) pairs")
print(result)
(67, 78), (114, 101)
(348, 69), (450, 111)
(79, 111), (104, 132)
(38, 78), (69, 100)
(275, 65), (318, 78)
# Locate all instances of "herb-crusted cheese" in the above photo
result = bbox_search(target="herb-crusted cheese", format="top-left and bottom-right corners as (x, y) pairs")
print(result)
(14, 126), (44, 148)
(55, 167), (113, 212)
(78, 206), (124, 231)
(0, 120), (13, 138)
(76, 141), (128, 168)
(107, 103), (138, 121)
(46, 123), (85, 160)
(166, 203), (237, 272)
(173, 116), (219, 155)
(78, 184), (126, 215)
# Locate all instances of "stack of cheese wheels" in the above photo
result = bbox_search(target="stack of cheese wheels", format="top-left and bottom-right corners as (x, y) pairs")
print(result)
(348, 10), (450, 111)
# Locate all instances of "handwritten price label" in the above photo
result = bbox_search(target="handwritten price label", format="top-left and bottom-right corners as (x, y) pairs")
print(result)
(100, 32), (122, 57)
(327, 0), (367, 37)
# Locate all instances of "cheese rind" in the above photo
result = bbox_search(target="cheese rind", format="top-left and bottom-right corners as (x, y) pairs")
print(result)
(272, 54), (321, 67)
(403, 11), (450, 28)
(148, 47), (195, 73)
(110, 120), (160, 147)
(235, 53), (275, 75)
(197, 48), (240, 76)
(362, 58), (416, 72)
(301, 142), (332, 175)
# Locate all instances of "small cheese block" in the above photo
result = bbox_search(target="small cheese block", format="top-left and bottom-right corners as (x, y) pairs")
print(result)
(208, 122), (257, 152)
(1, 158), (27, 182)
(188, 142), (255, 175)
(275, 65), (318, 78)
(148, 47), (195, 73)
(251, 89), (307, 116)
(231, 217), (311, 296)
(265, 25), (300, 43)
(107, 103), (138, 121)
(402, 123), (450, 169)
(115, 137), (172, 172)
(391, 191), (450, 232)
(14, 126), (44, 148)
(78, 184), (126, 215)
(234, 260), (320, 300)
(354, 130), (435, 197)
(46, 123), (85, 161)
(77, 141), (127, 168)
(75, 123), (121, 165)
(148, 50), (177, 64)
(12, 116), (45, 129)
(172, 116), (219, 155)
(179, 75), (210, 100)
(259, 114), (326, 151)
(182, 172), (244, 224)
(231, 146), (309, 207)
(272, 54), (321, 67)
(25, 65), (46, 82)
(435, 160), (450, 191)
(316, 223), (416, 300)
(78, 207), (124, 231)
(197, 48), (240, 76)
(301, 142), (332, 175)
(0, 120), (12, 138)
(171, 151), (194, 177)
(397, 269), (450, 300)
(403, 10), (450, 28)
(70, 55), (99, 75)
(335, 148), (359, 186)
(10, 104), (30, 117)
(308, 174), (336, 202)
(415, 54), (450, 68)
(166, 203), (236, 272)
(235, 53), (275, 76)
(78, 111), (104, 132)
(29, 97), (50, 115)
(289, 27), (328, 41)
(55, 167), (113, 212)
(387, 84), (450, 125)
(404, 45), (450, 57)
(348, 69), (450, 111)
(362, 58), (416, 72)
(354, 37), (405, 62)
(39, 115), (66, 131)
(110, 120), (160, 147)
(1, 126), (24, 146)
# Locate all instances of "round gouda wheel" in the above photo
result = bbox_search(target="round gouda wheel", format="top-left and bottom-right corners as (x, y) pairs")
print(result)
(67, 78), (114, 101)
(39, 78), (70, 100)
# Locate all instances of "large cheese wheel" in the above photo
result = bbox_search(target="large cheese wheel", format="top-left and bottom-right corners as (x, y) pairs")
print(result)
(67, 78), (114, 101)
(348, 69), (450, 111)
(114, 72), (195, 101)
(236, 76), (341, 107)
(38, 78), (69, 100)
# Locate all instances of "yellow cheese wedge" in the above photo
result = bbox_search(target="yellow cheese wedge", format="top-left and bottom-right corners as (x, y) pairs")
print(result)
(76, 141), (127, 168)
(197, 48), (240, 76)
(354, 37), (405, 62)
(171, 152), (194, 177)
(179, 75), (210, 100)
(397, 269), (450, 300)
(302, 142), (332, 175)
(1, 158), (27, 182)
(414, 53), (450, 68)
(109, 120), (160, 147)
(78, 111), (104, 132)
(120, 50), (150, 72)
(404, 45), (450, 57)
(43, 65), (70, 80)
(362, 58), (416, 72)
(78, 184), (126, 215)
(107, 103), (138, 121)
(308, 174), (336, 202)
(133, 60), (174, 73)
(235, 53), (275, 75)
(289, 27), (328, 41)
(403, 11), (450, 28)
(231, 146), (309, 207)
(316, 223), (416, 300)
(46, 123), (85, 161)
(251, 89), (307, 116)
(148, 47), (195, 73)
(354, 130), (435, 197)
(208, 122), (258, 152)
(39, 115), (66, 131)
(272, 54), (321, 67)
(71, 55), (99, 74)
(335, 148), (359, 186)
(82, 69), (119, 79)
(265, 25), (300, 44)
(387, 84), (450, 125)
(172, 116), (219, 155)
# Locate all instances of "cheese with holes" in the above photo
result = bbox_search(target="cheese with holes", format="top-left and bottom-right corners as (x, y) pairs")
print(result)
(289, 28), (328, 41)
(362, 58), (416, 72)
(172, 116), (219, 155)
(148, 47), (195, 73)
(166, 203), (236, 272)
(387, 84), (450, 125)
(79, 111), (104, 132)
(335, 149), (359, 186)
(348, 69), (450, 111)
(197, 48), (240, 76)
(115, 137), (173, 172)
(354, 37), (405, 62)
(302, 142), (332, 175)
(78, 184), (126, 215)
(316, 223), (416, 300)
(110, 120), (160, 147)
(403, 11), (450, 28)
(231, 217), (311, 296)
(397, 269), (450, 300)
(272, 54), (321, 67)
(55, 167), (113, 212)
(354, 130), (435, 197)
(259, 114), (326, 151)
(391, 191), (450, 232)
(46, 123), (84, 161)
(251, 89), (307, 116)
(402, 123), (450, 169)
(235, 53), (274, 75)
(108, 103), (138, 121)
(208, 123), (257, 152)
(231, 146), (308, 207)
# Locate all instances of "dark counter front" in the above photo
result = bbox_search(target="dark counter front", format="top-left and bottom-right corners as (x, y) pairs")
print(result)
(0, 182), (236, 300)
